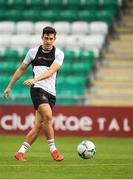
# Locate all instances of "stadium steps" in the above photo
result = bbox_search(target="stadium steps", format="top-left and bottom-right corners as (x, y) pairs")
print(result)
(85, 2), (133, 106)
(117, 28), (133, 34)
(106, 60), (133, 67)
(118, 34), (133, 41)
(87, 100), (133, 106)
(105, 54), (133, 60)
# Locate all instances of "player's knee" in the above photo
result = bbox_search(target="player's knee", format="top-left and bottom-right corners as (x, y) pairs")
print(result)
(35, 121), (43, 130)
(44, 113), (52, 124)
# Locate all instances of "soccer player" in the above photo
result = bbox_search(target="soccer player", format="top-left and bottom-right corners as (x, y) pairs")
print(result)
(3, 26), (64, 161)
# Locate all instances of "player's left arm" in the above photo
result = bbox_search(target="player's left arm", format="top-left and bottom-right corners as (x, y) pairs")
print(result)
(23, 63), (60, 86)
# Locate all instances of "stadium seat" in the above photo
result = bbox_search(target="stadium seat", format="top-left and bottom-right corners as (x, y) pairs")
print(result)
(56, 75), (65, 86)
(56, 75), (86, 97)
(56, 96), (81, 105)
(64, 50), (78, 61)
(64, 0), (81, 10)
(55, 34), (67, 49)
(82, 0), (100, 10)
(0, 74), (10, 83)
(0, 0), (10, 10)
(65, 35), (85, 50)
(96, 10), (114, 29)
(0, 61), (20, 73)
(40, 10), (58, 22)
(90, 21), (108, 36)
(23, 10), (39, 22)
(57, 88), (84, 97)
(0, 34), (11, 48)
(53, 21), (71, 35)
(19, 48), (29, 60)
(5, 10), (24, 21)
(16, 21), (34, 34)
(101, 0), (122, 11)
(3, 49), (19, 61)
(84, 34), (105, 51)
(29, 0), (45, 10)
(10, 35), (29, 49)
(0, 21), (15, 34)
(59, 10), (78, 22)
(71, 21), (90, 35)
(34, 21), (53, 34)
(46, 0), (65, 10)
(11, 87), (30, 96)
(59, 62), (72, 75)
(0, 74), (11, 94)
(28, 35), (42, 48)
(11, 0), (30, 10)
(78, 10), (97, 22)
(0, 10), (6, 20)
(78, 50), (95, 61)
(72, 62), (93, 75)
(65, 75), (86, 92)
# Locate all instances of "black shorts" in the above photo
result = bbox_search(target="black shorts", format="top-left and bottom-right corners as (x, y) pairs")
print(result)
(30, 87), (56, 110)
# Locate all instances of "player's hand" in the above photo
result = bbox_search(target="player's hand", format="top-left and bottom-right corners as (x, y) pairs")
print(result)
(3, 87), (11, 98)
(23, 79), (36, 86)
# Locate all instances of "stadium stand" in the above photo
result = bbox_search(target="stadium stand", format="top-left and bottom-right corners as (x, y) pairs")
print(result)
(85, 0), (133, 106)
(0, 0), (131, 106)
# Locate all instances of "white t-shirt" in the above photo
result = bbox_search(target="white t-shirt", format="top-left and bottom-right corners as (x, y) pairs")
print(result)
(23, 46), (64, 96)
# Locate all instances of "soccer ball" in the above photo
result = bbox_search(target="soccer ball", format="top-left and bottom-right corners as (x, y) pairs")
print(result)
(77, 140), (96, 159)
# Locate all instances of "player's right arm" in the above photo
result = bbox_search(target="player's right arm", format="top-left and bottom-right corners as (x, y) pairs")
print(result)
(3, 63), (29, 98)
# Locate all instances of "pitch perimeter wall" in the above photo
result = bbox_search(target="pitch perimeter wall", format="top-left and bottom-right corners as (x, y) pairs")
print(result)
(0, 105), (133, 137)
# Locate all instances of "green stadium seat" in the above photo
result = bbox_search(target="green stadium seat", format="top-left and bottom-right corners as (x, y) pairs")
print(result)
(100, 0), (120, 18)
(0, 62), (10, 72)
(23, 10), (40, 22)
(29, 0), (45, 10)
(19, 48), (29, 60)
(59, 10), (78, 22)
(40, 10), (58, 22)
(0, 10), (6, 20)
(64, 50), (78, 61)
(78, 10), (97, 22)
(56, 97), (81, 105)
(56, 75), (86, 94)
(0, 61), (20, 73)
(101, 0), (120, 11)
(78, 50), (95, 60)
(64, 0), (81, 10)
(0, 0), (10, 10)
(3, 49), (19, 61)
(65, 76), (86, 89)
(57, 75), (86, 92)
(82, 0), (100, 10)
(56, 75), (65, 82)
(0, 74), (10, 84)
(11, 87), (28, 95)
(57, 85), (84, 105)
(72, 62), (93, 75)
(24, 66), (32, 76)
(59, 62), (72, 75)
(11, 0), (29, 10)
(5, 10), (23, 21)
(47, 0), (65, 10)
(96, 10), (114, 28)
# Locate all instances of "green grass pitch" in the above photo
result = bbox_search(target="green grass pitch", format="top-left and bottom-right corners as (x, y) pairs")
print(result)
(0, 135), (133, 179)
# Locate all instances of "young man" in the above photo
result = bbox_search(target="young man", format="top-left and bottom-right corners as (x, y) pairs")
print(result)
(3, 26), (64, 161)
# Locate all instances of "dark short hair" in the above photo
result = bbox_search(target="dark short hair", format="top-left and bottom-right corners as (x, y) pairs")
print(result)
(42, 26), (57, 37)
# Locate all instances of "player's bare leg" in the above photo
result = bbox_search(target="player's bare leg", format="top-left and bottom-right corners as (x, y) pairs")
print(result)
(15, 111), (43, 161)
(38, 103), (64, 161)
(25, 111), (43, 144)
